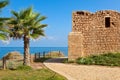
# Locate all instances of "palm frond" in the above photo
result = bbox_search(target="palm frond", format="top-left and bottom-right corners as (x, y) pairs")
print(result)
(25, 6), (33, 17)
(20, 6), (33, 19)
(7, 19), (18, 25)
(0, 17), (10, 21)
(11, 10), (19, 19)
(0, 28), (12, 33)
(37, 24), (47, 28)
(34, 29), (45, 35)
(31, 13), (40, 20)
(34, 16), (46, 25)
(9, 31), (23, 40)
(0, 0), (9, 9)
(0, 33), (8, 40)
(30, 34), (40, 39)
(9, 6), (47, 40)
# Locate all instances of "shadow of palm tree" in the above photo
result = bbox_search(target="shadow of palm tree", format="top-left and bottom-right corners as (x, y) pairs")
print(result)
(45, 57), (68, 63)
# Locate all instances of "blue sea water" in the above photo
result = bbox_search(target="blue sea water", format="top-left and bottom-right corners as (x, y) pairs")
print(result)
(0, 47), (68, 59)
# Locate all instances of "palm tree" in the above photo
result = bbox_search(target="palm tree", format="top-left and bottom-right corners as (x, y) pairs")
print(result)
(0, 0), (9, 70)
(0, 0), (9, 40)
(9, 7), (47, 66)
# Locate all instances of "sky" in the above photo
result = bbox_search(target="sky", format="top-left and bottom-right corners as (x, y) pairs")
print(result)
(0, 0), (120, 47)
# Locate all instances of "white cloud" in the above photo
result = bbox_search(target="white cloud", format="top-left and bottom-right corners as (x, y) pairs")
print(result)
(1, 37), (10, 45)
(30, 36), (57, 42)
(46, 36), (57, 40)
(2, 40), (10, 45)
(31, 37), (41, 42)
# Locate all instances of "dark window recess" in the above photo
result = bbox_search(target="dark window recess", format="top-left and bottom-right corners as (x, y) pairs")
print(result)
(76, 11), (84, 15)
(105, 17), (110, 28)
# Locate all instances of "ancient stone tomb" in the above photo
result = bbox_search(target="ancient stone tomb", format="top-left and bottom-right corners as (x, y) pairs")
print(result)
(68, 10), (120, 60)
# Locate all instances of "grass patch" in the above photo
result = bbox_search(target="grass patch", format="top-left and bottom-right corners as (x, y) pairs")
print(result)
(16, 65), (32, 71)
(76, 52), (120, 66)
(0, 68), (67, 80)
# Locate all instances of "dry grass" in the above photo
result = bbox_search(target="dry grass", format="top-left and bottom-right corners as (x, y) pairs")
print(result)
(4, 51), (23, 60)
(45, 51), (65, 58)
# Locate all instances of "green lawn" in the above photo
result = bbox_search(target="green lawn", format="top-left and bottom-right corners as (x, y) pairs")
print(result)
(0, 68), (67, 80)
(0, 52), (67, 80)
(76, 52), (120, 66)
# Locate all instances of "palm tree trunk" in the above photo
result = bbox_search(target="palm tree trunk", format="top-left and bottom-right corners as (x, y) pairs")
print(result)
(23, 35), (30, 66)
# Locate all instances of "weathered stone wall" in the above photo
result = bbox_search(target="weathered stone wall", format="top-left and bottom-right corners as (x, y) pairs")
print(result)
(68, 10), (120, 60)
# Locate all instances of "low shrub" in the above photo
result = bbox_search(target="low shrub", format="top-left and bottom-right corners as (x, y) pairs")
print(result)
(68, 60), (75, 63)
(62, 59), (75, 63)
(76, 53), (120, 66)
(62, 59), (68, 63)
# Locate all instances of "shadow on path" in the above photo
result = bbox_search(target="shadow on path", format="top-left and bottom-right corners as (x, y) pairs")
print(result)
(45, 57), (67, 63)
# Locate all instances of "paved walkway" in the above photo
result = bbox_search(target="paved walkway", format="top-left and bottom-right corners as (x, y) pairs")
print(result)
(44, 58), (120, 80)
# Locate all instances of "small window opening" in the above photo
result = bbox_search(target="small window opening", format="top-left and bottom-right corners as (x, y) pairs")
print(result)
(105, 17), (110, 28)
(76, 11), (84, 15)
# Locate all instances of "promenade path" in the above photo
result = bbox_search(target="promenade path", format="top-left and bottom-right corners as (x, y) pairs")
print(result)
(44, 58), (120, 80)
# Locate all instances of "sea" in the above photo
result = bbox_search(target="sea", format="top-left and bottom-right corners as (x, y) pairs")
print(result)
(0, 47), (68, 59)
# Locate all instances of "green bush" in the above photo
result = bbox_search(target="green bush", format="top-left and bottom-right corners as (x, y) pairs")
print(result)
(76, 53), (120, 66)
(62, 59), (75, 63)
(16, 65), (32, 70)
(68, 60), (75, 63)
(76, 57), (95, 65)
(62, 59), (68, 63)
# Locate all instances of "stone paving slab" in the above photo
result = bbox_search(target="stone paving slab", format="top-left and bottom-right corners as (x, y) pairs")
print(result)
(44, 58), (120, 80)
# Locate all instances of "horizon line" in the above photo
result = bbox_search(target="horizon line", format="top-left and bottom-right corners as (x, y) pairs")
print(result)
(0, 46), (68, 47)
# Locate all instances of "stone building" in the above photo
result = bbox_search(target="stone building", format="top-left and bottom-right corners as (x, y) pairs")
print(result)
(68, 10), (120, 60)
